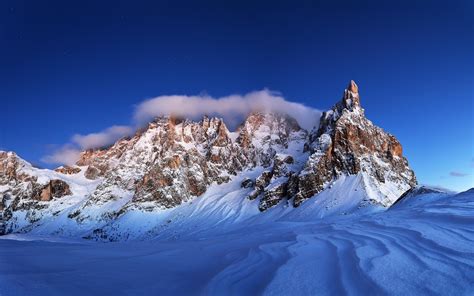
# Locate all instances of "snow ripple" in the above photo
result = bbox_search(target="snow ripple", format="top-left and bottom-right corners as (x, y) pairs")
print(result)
(0, 190), (473, 295)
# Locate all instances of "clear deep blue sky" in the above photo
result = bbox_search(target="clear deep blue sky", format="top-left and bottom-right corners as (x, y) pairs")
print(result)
(1, 0), (473, 191)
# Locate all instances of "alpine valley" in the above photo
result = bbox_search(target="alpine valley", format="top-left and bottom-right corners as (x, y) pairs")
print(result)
(0, 82), (473, 295)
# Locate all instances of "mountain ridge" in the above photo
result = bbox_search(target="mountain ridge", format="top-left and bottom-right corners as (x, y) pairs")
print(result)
(0, 81), (417, 239)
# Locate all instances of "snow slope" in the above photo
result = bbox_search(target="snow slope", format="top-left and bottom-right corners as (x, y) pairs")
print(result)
(22, 171), (383, 241)
(0, 188), (473, 296)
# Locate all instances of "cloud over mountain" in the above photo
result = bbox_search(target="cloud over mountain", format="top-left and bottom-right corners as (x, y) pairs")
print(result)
(42, 126), (133, 165)
(71, 126), (133, 150)
(133, 90), (321, 131)
(42, 90), (321, 165)
(41, 145), (82, 166)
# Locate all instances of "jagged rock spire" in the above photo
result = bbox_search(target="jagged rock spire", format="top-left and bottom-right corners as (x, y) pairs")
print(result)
(348, 80), (358, 94)
(343, 80), (360, 108)
(294, 79), (416, 207)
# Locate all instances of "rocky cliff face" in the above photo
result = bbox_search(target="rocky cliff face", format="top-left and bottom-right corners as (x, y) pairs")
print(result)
(0, 81), (417, 237)
(0, 152), (73, 232)
(0, 152), (72, 204)
(294, 81), (416, 207)
(69, 113), (306, 216)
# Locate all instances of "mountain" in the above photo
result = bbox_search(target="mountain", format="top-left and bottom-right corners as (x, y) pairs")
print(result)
(0, 81), (417, 239)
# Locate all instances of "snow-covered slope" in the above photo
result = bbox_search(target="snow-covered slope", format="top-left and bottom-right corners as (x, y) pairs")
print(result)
(0, 81), (417, 239)
(0, 187), (472, 296)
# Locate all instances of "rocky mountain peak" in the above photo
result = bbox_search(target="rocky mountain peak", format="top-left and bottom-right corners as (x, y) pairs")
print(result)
(0, 83), (418, 238)
(295, 81), (416, 207)
(0, 151), (22, 184)
(348, 80), (359, 94)
(238, 112), (302, 139)
(341, 79), (361, 109)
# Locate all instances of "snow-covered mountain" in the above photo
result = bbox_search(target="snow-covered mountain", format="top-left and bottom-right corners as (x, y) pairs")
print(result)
(0, 81), (417, 240)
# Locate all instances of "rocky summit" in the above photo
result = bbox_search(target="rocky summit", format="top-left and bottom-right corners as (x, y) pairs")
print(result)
(0, 81), (417, 240)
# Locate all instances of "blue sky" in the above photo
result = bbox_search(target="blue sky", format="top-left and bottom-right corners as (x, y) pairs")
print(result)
(1, 0), (473, 191)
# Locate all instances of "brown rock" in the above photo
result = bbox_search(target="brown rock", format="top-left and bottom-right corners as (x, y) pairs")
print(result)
(167, 155), (181, 169)
(348, 80), (358, 93)
(342, 80), (360, 108)
(213, 119), (231, 147)
(55, 166), (81, 175)
(33, 179), (72, 201)
(187, 173), (207, 196)
(85, 166), (101, 180)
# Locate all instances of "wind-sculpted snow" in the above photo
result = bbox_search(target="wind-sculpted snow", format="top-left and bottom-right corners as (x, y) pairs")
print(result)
(0, 189), (473, 295)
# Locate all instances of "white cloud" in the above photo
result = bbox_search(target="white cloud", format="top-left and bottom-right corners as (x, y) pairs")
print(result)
(72, 125), (133, 150)
(41, 145), (81, 166)
(42, 90), (321, 165)
(41, 126), (132, 165)
(133, 90), (321, 130)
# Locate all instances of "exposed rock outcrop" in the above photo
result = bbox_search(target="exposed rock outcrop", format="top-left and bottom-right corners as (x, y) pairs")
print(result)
(32, 180), (72, 201)
(294, 80), (416, 207)
(240, 178), (254, 188)
(72, 112), (307, 215)
(55, 166), (81, 175)
(0, 151), (34, 185)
